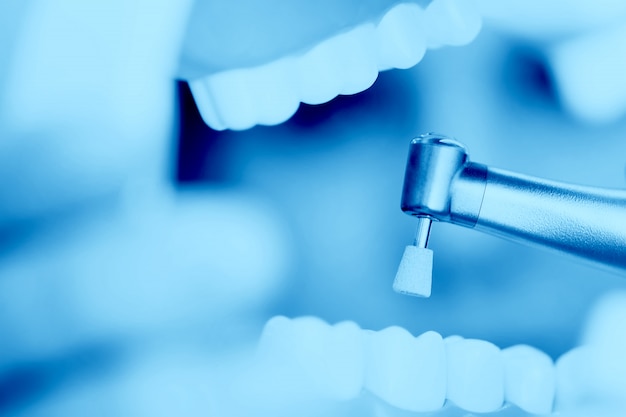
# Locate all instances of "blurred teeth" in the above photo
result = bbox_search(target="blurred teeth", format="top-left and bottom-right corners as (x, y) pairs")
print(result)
(248, 58), (300, 126)
(191, 69), (255, 131)
(294, 24), (379, 106)
(554, 346), (594, 411)
(424, 0), (482, 48)
(258, 319), (568, 415)
(295, 37), (343, 105)
(191, 0), (482, 131)
(502, 344), (556, 414)
(365, 327), (446, 412)
(445, 337), (504, 413)
(189, 58), (299, 131)
(583, 291), (626, 403)
(257, 316), (365, 401)
(375, 4), (426, 71)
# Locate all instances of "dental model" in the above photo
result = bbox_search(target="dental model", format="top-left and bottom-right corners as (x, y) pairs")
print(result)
(394, 133), (626, 297)
(254, 294), (626, 416)
(188, 0), (481, 131)
(255, 316), (556, 415)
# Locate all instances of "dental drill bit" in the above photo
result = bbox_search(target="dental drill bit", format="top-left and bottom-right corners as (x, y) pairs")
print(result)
(393, 217), (434, 297)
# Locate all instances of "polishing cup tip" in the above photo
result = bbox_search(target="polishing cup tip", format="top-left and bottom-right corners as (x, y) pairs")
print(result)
(393, 245), (433, 297)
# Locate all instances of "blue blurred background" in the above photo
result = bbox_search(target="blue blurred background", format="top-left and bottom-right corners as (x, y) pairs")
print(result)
(2, 0), (626, 415)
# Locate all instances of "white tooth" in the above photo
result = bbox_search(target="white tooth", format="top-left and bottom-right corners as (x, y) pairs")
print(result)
(583, 291), (626, 403)
(242, 57), (300, 127)
(424, 0), (482, 48)
(257, 315), (290, 357)
(332, 24), (379, 96)
(446, 338), (504, 413)
(365, 327), (446, 412)
(188, 78), (227, 131)
(197, 58), (300, 131)
(294, 37), (340, 105)
(502, 344), (555, 415)
(375, 3), (427, 71)
(328, 320), (367, 400)
(296, 24), (378, 104)
(554, 345), (594, 412)
(204, 68), (259, 131)
(444, 335), (464, 344)
(257, 316), (365, 401)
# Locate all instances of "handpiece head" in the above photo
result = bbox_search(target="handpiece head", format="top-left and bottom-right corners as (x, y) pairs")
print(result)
(400, 133), (469, 220)
(394, 134), (469, 297)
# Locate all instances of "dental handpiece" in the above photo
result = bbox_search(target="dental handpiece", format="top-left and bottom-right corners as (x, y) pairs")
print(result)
(394, 133), (626, 297)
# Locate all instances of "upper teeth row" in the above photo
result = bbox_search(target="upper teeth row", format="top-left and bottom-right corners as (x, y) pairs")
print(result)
(189, 0), (481, 131)
(254, 315), (602, 415)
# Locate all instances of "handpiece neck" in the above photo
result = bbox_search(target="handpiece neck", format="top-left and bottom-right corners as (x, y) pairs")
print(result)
(451, 164), (626, 273)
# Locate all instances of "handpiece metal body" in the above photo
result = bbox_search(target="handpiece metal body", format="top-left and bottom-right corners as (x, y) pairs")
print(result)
(401, 134), (626, 274)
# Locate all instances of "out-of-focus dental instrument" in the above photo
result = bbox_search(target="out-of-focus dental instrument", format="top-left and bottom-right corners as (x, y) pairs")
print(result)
(394, 133), (626, 297)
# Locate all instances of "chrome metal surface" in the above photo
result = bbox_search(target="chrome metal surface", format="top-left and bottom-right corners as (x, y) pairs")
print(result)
(401, 134), (626, 274)
(413, 216), (432, 248)
(401, 134), (469, 221)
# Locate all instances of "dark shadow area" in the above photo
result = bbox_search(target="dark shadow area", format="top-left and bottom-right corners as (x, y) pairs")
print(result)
(286, 69), (420, 138)
(175, 69), (421, 184)
(500, 43), (559, 108)
(175, 81), (237, 185)
(0, 343), (122, 415)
